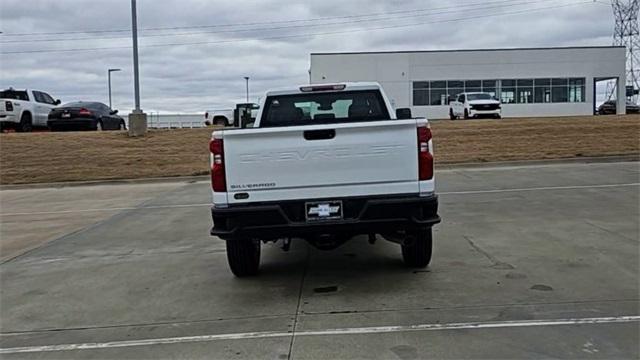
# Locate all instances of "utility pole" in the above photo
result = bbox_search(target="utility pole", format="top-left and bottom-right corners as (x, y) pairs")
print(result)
(128, 0), (147, 136)
(244, 76), (250, 103)
(108, 68), (121, 109)
(605, 0), (639, 107)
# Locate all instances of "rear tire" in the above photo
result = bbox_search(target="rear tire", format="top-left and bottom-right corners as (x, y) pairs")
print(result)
(226, 238), (261, 277)
(401, 228), (433, 268)
(449, 108), (456, 120)
(213, 117), (227, 126)
(463, 109), (469, 119)
(17, 113), (33, 132)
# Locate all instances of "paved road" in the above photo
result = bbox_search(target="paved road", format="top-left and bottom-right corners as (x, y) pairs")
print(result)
(0, 161), (638, 359)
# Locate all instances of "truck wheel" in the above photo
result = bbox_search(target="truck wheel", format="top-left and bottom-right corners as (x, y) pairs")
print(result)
(449, 109), (456, 120)
(401, 228), (433, 268)
(463, 109), (469, 120)
(226, 238), (261, 277)
(17, 113), (33, 132)
(213, 117), (227, 126)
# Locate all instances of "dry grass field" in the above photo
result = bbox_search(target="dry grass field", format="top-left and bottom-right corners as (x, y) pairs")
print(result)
(0, 115), (638, 185)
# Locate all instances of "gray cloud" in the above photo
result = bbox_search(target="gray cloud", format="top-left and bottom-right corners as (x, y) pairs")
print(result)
(0, 0), (615, 113)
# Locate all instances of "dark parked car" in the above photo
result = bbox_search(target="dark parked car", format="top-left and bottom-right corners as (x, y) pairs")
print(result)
(48, 102), (126, 131)
(597, 100), (640, 115)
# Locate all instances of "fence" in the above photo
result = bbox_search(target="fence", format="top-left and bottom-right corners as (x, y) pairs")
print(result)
(125, 113), (207, 129)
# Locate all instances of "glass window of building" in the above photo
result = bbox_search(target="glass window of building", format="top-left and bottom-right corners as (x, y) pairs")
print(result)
(412, 82), (429, 106)
(517, 79), (534, 103)
(501, 80), (516, 103)
(430, 81), (447, 105)
(411, 77), (585, 106)
(482, 80), (497, 97)
(447, 80), (464, 99)
(465, 80), (482, 93)
(534, 79), (552, 103)
(551, 78), (569, 102)
(569, 78), (585, 102)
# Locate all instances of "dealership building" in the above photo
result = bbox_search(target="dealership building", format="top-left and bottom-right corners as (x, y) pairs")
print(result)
(310, 46), (626, 119)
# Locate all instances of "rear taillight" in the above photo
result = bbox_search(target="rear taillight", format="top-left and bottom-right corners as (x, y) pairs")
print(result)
(5, 101), (13, 112)
(417, 126), (433, 180)
(209, 138), (226, 192)
(79, 108), (92, 116)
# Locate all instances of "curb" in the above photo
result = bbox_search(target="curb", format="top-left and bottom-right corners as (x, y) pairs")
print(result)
(436, 154), (640, 170)
(0, 175), (210, 190)
(1, 155), (638, 190)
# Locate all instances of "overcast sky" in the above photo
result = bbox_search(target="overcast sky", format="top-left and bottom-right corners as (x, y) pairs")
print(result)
(0, 0), (617, 113)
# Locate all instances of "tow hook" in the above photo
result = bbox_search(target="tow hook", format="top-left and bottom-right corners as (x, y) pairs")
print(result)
(281, 238), (291, 252)
(368, 234), (377, 245)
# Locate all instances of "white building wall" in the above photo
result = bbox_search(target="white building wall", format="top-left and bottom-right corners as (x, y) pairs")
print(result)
(310, 47), (626, 119)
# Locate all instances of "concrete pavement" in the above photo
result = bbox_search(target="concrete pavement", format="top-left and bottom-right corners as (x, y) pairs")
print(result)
(0, 161), (638, 359)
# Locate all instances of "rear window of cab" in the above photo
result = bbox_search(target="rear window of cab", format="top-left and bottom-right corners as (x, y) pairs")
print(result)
(260, 90), (390, 127)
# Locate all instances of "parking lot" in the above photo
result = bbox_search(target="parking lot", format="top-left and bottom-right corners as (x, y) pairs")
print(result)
(0, 161), (638, 359)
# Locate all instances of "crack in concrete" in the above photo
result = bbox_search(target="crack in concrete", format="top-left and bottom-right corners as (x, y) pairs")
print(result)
(584, 220), (638, 244)
(287, 247), (310, 360)
(463, 235), (514, 270)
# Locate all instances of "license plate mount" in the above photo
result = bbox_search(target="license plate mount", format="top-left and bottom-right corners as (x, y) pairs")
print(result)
(305, 201), (343, 222)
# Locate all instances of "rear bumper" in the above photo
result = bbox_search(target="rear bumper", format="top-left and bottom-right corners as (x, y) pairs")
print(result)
(0, 114), (19, 124)
(211, 194), (440, 240)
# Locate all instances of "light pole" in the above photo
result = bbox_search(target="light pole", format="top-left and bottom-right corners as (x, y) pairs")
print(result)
(107, 68), (121, 109)
(244, 76), (249, 103)
(128, 0), (147, 136)
(131, 0), (141, 112)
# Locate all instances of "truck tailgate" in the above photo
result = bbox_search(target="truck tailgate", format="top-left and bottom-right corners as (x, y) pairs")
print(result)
(222, 119), (419, 204)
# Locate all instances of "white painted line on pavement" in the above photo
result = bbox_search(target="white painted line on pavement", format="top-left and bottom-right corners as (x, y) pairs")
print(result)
(439, 182), (640, 195)
(0, 203), (212, 217)
(1, 316), (638, 354)
(1, 182), (638, 217)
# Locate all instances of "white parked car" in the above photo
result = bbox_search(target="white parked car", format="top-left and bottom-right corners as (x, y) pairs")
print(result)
(449, 92), (501, 120)
(209, 82), (441, 276)
(0, 88), (60, 132)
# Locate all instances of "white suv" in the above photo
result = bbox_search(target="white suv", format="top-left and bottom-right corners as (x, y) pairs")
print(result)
(449, 92), (501, 120)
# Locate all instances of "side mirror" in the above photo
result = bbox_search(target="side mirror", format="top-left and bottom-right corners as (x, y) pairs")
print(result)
(396, 108), (412, 119)
(55, 99), (61, 105)
(110, 109), (118, 115)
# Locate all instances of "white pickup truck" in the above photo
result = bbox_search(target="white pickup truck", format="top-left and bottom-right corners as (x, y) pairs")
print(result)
(209, 82), (440, 276)
(449, 92), (501, 120)
(0, 88), (61, 132)
(204, 103), (260, 127)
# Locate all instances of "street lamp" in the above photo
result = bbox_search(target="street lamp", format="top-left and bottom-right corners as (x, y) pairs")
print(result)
(107, 68), (121, 109)
(244, 76), (250, 103)
(128, 0), (147, 136)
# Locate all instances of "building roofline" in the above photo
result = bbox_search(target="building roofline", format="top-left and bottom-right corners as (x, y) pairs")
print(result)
(310, 46), (625, 56)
